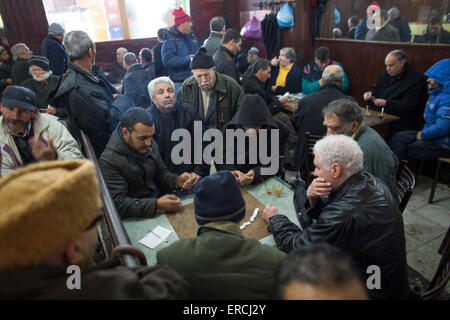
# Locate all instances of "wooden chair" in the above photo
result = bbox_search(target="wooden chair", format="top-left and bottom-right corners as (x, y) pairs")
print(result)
(428, 158), (450, 204)
(396, 160), (416, 214)
(304, 132), (324, 186)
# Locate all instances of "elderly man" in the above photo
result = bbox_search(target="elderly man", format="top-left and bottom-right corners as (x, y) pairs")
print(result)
(146, 76), (208, 177)
(388, 7), (411, 42)
(41, 23), (68, 75)
(54, 31), (132, 157)
(157, 171), (287, 299)
(203, 16), (226, 55)
(269, 47), (302, 95)
(122, 52), (151, 109)
(262, 135), (409, 300)
(293, 65), (355, 177)
(162, 7), (199, 92)
(322, 98), (398, 198)
(10, 43), (33, 85)
(0, 160), (188, 299)
(416, 17), (450, 44)
(100, 107), (199, 219)
(302, 46), (349, 95)
(108, 47), (127, 85)
(363, 49), (426, 137)
(0, 86), (82, 176)
(213, 28), (242, 83)
(177, 48), (244, 130)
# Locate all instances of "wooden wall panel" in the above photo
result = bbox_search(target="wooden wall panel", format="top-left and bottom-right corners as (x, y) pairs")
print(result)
(190, 0), (224, 44)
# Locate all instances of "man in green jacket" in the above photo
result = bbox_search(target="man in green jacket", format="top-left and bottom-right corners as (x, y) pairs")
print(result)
(157, 170), (287, 299)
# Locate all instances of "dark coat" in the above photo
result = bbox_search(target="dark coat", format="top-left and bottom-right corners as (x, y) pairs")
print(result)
(21, 75), (60, 109)
(293, 84), (355, 174)
(0, 259), (188, 299)
(99, 126), (178, 219)
(0, 59), (13, 94)
(213, 46), (239, 83)
(54, 62), (132, 157)
(108, 61), (126, 85)
(389, 17), (411, 42)
(416, 28), (450, 44)
(152, 41), (168, 78)
(268, 62), (302, 95)
(369, 63), (426, 135)
(346, 26), (356, 39)
(122, 63), (151, 109)
(41, 35), (68, 76)
(11, 58), (31, 85)
(354, 15), (369, 40)
(142, 62), (156, 80)
(366, 22), (401, 42)
(268, 171), (409, 300)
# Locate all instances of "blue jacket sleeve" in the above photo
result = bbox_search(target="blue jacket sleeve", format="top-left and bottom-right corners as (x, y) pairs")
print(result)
(421, 102), (450, 141)
(161, 40), (191, 69)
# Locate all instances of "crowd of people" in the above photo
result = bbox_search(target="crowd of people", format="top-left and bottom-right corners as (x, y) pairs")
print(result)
(0, 4), (449, 301)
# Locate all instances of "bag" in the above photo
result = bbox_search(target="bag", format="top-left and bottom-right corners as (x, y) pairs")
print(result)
(277, 3), (294, 29)
(240, 16), (262, 40)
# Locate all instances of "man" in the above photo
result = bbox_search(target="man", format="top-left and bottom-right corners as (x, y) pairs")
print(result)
(322, 98), (399, 198)
(161, 7), (199, 92)
(202, 16), (226, 55)
(332, 28), (342, 39)
(177, 48), (244, 130)
(302, 46), (349, 95)
(346, 16), (359, 39)
(157, 171), (287, 299)
(54, 31), (132, 157)
(366, 9), (401, 42)
(0, 159), (188, 299)
(363, 49), (426, 137)
(262, 135), (409, 300)
(390, 58), (450, 161)
(0, 46), (13, 99)
(122, 52), (151, 109)
(213, 28), (242, 83)
(108, 47), (128, 85)
(416, 16), (450, 44)
(236, 46), (259, 76)
(139, 48), (156, 80)
(41, 23), (68, 76)
(269, 47), (302, 95)
(146, 76), (209, 177)
(0, 86), (82, 177)
(354, 1), (380, 40)
(276, 243), (368, 300)
(10, 43), (33, 85)
(293, 65), (355, 178)
(388, 7), (411, 42)
(100, 107), (199, 219)
(246, 46), (260, 65)
(152, 28), (168, 78)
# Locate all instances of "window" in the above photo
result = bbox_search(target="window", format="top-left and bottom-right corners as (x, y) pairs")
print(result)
(42, 0), (190, 42)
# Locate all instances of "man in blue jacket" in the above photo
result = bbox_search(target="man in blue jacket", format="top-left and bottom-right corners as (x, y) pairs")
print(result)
(390, 58), (450, 160)
(161, 7), (199, 92)
(41, 23), (68, 76)
(122, 52), (151, 109)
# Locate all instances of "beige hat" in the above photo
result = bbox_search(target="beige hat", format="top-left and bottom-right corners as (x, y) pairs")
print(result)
(0, 160), (102, 270)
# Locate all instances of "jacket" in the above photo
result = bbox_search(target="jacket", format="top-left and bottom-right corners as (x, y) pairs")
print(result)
(389, 17), (411, 42)
(157, 221), (287, 299)
(213, 46), (239, 83)
(269, 171), (409, 300)
(142, 62), (156, 80)
(107, 61), (126, 85)
(416, 28), (450, 45)
(0, 113), (83, 177)
(11, 58), (31, 85)
(202, 31), (223, 55)
(0, 259), (188, 299)
(152, 41), (168, 78)
(99, 126), (178, 219)
(346, 26), (356, 39)
(354, 15), (369, 40)
(21, 75), (60, 109)
(369, 63), (426, 134)
(41, 35), (68, 76)
(268, 62), (302, 95)
(366, 22), (401, 42)
(177, 72), (244, 130)
(0, 59), (13, 93)
(161, 27), (199, 82)
(302, 60), (349, 94)
(122, 63), (151, 109)
(54, 62), (132, 157)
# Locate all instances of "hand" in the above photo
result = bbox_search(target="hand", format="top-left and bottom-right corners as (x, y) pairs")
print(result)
(262, 204), (279, 223)
(45, 106), (57, 115)
(416, 131), (422, 140)
(271, 57), (279, 66)
(363, 91), (372, 101)
(157, 194), (182, 212)
(279, 96), (289, 104)
(271, 85), (277, 93)
(231, 170), (245, 184)
(319, 78), (324, 87)
(112, 93), (119, 98)
(29, 136), (58, 161)
(241, 170), (255, 185)
(373, 99), (386, 107)
(306, 178), (332, 207)
(178, 172), (200, 189)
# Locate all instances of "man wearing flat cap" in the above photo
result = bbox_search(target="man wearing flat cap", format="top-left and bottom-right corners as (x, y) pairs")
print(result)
(0, 160), (189, 299)
(177, 48), (244, 130)
(157, 170), (286, 299)
(41, 22), (68, 76)
(0, 85), (82, 176)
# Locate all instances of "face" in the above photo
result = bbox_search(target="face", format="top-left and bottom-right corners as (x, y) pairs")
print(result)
(152, 82), (176, 112)
(323, 114), (353, 136)
(193, 67), (216, 91)
(30, 65), (51, 82)
(283, 281), (368, 300)
(314, 58), (330, 71)
(231, 39), (242, 55)
(385, 54), (405, 77)
(116, 48), (126, 63)
(247, 53), (257, 64)
(430, 24), (441, 35)
(122, 123), (155, 154)
(19, 46), (33, 60)
(255, 66), (271, 84)
(313, 154), (335, 185)
(427, 77), (441, 91)
(0, 50), (10, 62)
(178, 20), (193, 34)
(279, 51), (292, 67)
(1, 106), (36, 135)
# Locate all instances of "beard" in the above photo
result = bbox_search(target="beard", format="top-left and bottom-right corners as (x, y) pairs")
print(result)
(6, 119), (28, 135)
(32, 71), (52, 82)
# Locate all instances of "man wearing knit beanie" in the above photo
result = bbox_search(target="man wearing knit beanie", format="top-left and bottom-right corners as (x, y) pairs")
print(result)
(161, 7), (199, 93)
(41, 22), (68, 76)
(157, 170), (286, 299)
(0, 160), (188, 299)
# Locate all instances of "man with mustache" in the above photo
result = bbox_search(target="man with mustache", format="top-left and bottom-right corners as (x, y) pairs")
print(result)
(0, 86), (82, 176)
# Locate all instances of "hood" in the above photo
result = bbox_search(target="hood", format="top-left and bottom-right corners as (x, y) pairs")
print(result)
(425, 58), (450, 89)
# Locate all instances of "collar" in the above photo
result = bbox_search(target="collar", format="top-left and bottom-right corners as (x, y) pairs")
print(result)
(210, 31), (223, 39)
(69, 62), (100, 83)
(351, 121), (366, 140)
(329, 171), (364, 201)
(221, 46), (236, 58)
(198, 221), (243, 237)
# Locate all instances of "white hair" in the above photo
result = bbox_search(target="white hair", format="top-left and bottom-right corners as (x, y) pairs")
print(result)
(10, 43), (26, 61)
(148, 76), (175, 97)
(313, 135), (363, 177)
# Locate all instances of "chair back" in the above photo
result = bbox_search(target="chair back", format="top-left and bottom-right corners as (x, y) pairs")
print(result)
(396, 160), (416, 213)
(305, 132), (323, 186)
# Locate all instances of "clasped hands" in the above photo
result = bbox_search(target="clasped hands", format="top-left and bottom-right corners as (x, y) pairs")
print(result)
(363, 91), (386, 107)
(231, 170), (255, 185)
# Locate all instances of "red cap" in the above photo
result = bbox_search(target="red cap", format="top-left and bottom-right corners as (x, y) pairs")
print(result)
(173, 7), (190, 26)
(369, 1), (380, 7)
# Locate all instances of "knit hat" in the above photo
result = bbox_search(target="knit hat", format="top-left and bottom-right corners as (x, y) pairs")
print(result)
(1, 85), (38, 111)
(193, 171), (245, 225)
(388, 7), (399, 16)
(0, 160), (102, 271)
(29, 55), (50, 71)
(48, 23), (65, 35)
(190, 47), (215, 70)
(173, 7), (191, 26)
(248, 47), (260, 56)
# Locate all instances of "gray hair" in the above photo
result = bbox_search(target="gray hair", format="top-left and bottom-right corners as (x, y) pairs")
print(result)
(387, 49), (407, 62)
(313, 135), (363, 177)
(322, 69), (344, 86)
(148, 76), (175, 97)
(280, 47), (297, 63)
(323, 98), (364, 129)
(123, 52), (137, 66)
(10, 43), (26, 61)
(210, 16), (225, 32)
(63, 31), (94, 61)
